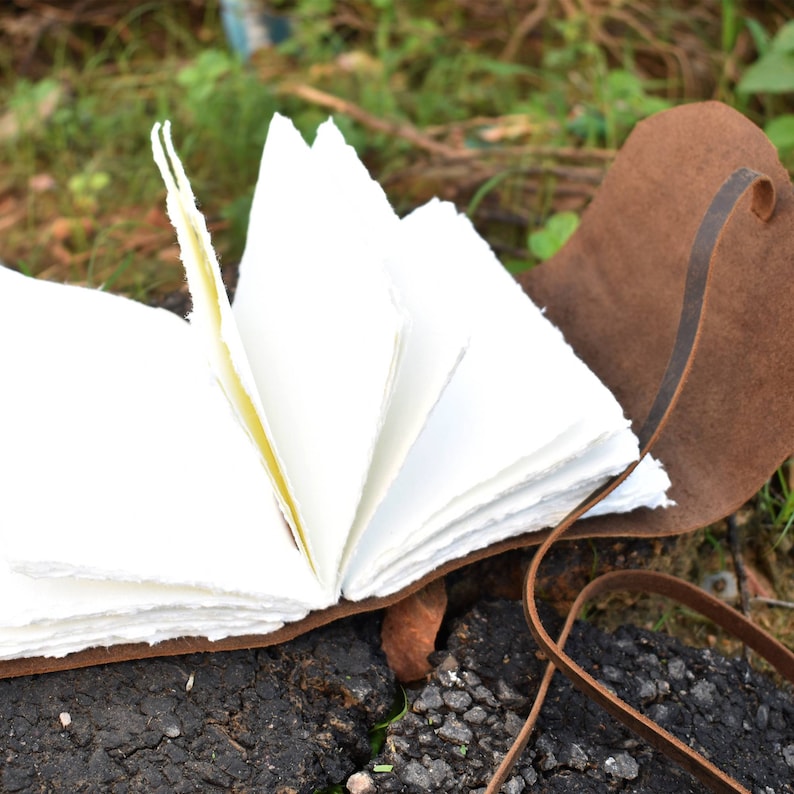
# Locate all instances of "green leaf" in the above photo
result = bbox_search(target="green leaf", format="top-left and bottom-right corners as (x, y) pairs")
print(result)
(373, 764), (394, 773)
(765, 115), (794, 152)
(528, 211), (580, 261)
(744, 18), (771, 57)
(738, 52), (794, 94)
(770, 21), (794, 54)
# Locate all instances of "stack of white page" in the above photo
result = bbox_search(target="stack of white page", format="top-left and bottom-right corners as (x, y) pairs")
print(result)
(0, 115), (670, 661)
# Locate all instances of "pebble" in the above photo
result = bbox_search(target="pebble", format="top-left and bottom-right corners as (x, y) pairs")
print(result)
(604, 752), (639, 780)
(400, 759), (432, 788)
(692, 679), (717, 706)
(667, 657), (687, 680)
(472, 685), (498, 708)
(414, 685), (443, 713)
(442, 690), (472, 713)
(162, 722), (181, 739)
(463, 706), (487, 725)
(559, 742), (589, 771)
(495, 679), (526, 708)
(436, 716), (473, 745)
(346, 771), (376, 794)
(637, 676), (657, 702)
(423, 756), (453, 787)
(502, 775), (525, 793)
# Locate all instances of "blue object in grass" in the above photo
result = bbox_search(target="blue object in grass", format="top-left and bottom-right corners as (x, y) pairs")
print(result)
(219, 0), (291, 61)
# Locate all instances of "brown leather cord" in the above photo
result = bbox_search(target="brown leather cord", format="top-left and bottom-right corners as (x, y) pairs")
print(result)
(486, 168), (787, 793)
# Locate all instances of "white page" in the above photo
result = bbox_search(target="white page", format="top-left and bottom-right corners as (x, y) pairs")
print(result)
(233, 115), (409, 588)
(340, 198), (472, 567)
(346, 432), (670, 599)
(0, 266), (331, 655)
(0, 564), (311, 660)
(341, 202), (670, 598)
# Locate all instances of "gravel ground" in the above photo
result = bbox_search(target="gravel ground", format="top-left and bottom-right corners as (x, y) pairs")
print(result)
(356, 599), (794, 793)
(1, 594), (792, 793)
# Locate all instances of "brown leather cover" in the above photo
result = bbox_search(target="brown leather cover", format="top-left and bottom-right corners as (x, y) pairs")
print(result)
(521, 101), (794, 539)
(2, 101), (793, 683)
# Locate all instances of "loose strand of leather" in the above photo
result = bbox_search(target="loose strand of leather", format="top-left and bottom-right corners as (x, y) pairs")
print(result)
(486, 168), (791, 794)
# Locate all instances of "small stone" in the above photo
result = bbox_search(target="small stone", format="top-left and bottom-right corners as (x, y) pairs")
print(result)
(495, 679), (526, 708)
(637, 653), (660, 671)
(461, 670), (482, 687)
(540, 752), (558, 771)
(472, 685), (499, 708)
(648, 703), (671, 724)
(463, 706), (487, 725)
(782, 744), (794, 769)
(437, 716), (473, 745)
(503, 775), (526, 794)
(162, 722), (181, 739)
(756, 703), (770, 730)
(656, 679), (671, 696)
(521, 766), (538, 785)
(504, 711), (525, 738)
(422, 756), (453, 787)
(437, 655), (460, 686)
(602, 665), (624, 683)
(604, 752), (639, 780)
(400, 759), (432, 788)
(692, 679), (717, 706)
(346, 771), (376, 794)
(636, 678), (657, 702)
(58, 712), (72, 729)
(442, 690), (472, 713)
(667, 658), (686, 680)
(559, 742), (589, 772)
(414, 685), (443, 713)
(535, 733), (557, 755)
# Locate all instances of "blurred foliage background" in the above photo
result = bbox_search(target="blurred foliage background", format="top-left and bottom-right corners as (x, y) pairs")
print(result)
(0, 0), (792, 295)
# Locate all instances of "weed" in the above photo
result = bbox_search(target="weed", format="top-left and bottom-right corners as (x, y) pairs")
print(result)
(369, 686), (407, 756)
(757, 463), (794, 549)
(737, 20), (794, 166)
(528, 211), (580, 263)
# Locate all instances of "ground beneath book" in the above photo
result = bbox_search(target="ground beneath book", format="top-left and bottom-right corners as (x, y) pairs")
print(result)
(0, 114), (671, 662)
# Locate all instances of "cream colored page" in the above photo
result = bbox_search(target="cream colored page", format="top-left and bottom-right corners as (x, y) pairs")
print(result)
(150, 123), (311, 567)
(232, 116), (409, 588)
(0, 266), (331, 659)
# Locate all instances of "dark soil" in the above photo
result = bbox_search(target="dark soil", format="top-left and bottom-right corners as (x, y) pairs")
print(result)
(1, 581), (792, 794)
(360, 599), (794, 794)
(0, 616), (394, 793)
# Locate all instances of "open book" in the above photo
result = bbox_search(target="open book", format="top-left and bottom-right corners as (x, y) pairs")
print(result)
(0, 115), (671, 662)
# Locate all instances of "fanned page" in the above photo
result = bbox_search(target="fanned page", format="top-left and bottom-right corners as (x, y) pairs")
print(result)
(0, 266), (330, 661)
(150, 123), (313, 569)
(232, 115), (467, 587)
(341, 201), (671, 600)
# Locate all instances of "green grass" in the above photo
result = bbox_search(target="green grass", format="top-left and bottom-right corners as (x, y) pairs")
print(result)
(6, 0), (784, 287)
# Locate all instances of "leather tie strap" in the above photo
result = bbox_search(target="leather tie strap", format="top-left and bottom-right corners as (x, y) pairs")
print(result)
(486, 168), (794, 793)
